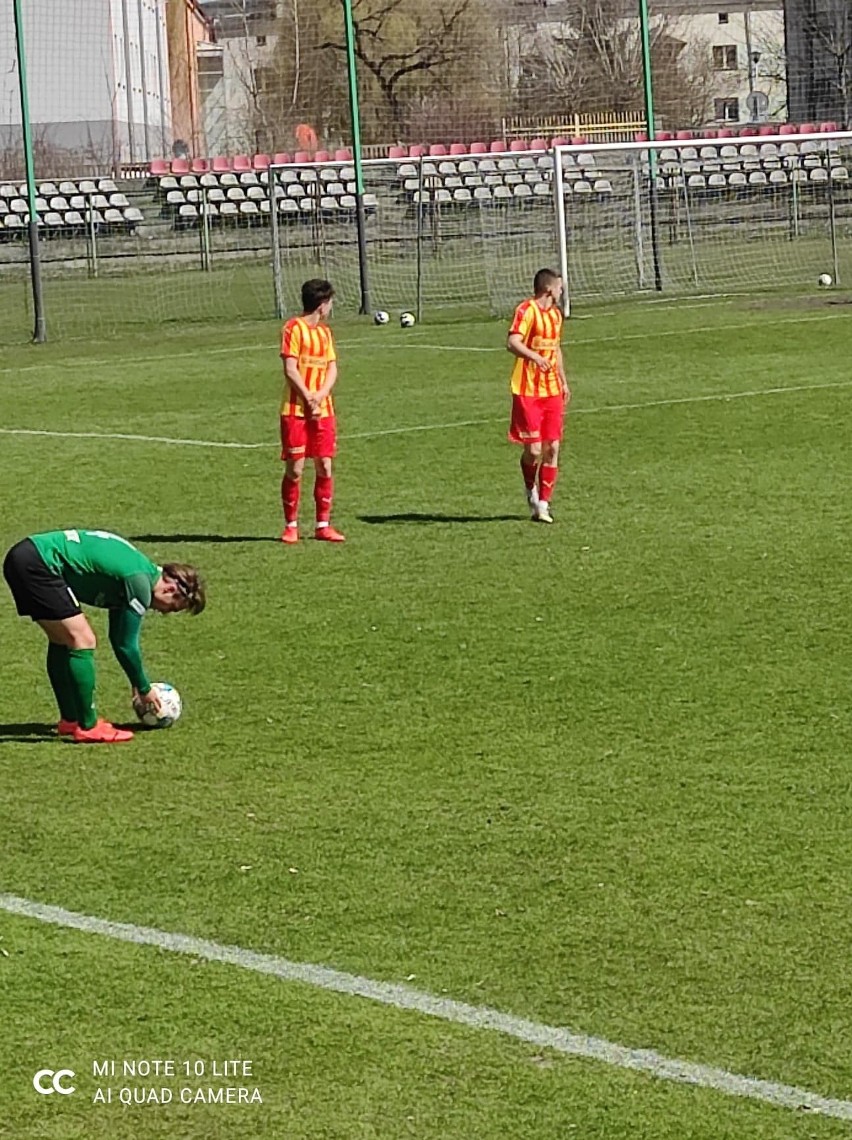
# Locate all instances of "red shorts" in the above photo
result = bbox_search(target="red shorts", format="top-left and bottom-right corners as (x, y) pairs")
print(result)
(280, 414), (337, 460)
(508, 394), (565, 445)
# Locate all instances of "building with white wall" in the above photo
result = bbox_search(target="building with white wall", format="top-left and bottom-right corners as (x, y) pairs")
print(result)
(0, 0), (174, 168)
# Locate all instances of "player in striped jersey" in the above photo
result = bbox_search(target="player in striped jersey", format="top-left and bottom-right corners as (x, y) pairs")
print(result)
(507, 268), (570, 524)
(279, 279), (345, 543)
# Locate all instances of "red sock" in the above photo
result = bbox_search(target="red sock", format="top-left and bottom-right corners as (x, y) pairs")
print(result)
(521, 455), (538, 492)
(538, 464), (558, 502)
(314, 474), (333, 524)
(281, 475), (300, 525)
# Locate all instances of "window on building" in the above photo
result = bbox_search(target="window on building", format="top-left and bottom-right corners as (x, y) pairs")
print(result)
(718, 12), (729, 23)
(256, 34), (267, 46)
(712, 44), (738, 70)
(714, 97), (740, 122)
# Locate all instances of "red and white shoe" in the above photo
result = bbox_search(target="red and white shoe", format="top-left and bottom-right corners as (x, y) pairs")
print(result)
(57, 719), (78, 737)
(280, 526), (299, 545)
(72, 719), (134, 744)
(315, 525), (345, 542)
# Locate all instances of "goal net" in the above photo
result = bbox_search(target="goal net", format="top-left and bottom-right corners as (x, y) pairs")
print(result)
(552, 130), (852, 307)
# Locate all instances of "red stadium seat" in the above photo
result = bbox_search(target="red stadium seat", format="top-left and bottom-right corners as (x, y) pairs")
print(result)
(149, 158), (169, 176)
(570, 136), (587, 146)
(409, 143), (428, 157)
(716, 128), (734, 138)
(529, 137), (547, 151)
(315, 149), (331, 163)
(655, 130), (673, 141)
(757, 124), (776, 135)
(468, 141), (487, 154)
(550, 135), (569, 147)
(171, 158), (190, 174)
(272, 152), (291, 165)
(252, 153), (270, 170)
(233, 154), (252, 172)
(293, 150), (311, 163)
(191, 157), (209, 174)
(211, 156), (232, 173)
(429, 143), (448, 156)
(509, 139), (528, 151)
(633, 131), (648, 142)
(334, 147), (353, 161)
(778, 123), (798, 135)
(676, 130), (693, 140)
(702, 128), (718, 139)
(820, 121), (838, 132)
(388, 145), (407, 159)
(799, 122), (816, 135)
(738, 126), (758, 137)
(490, 139), (508, 152)
(449, 142), (468, 155)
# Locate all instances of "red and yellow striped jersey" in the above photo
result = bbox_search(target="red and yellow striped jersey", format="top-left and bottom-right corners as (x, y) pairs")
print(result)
(280, 317), (337, 418)
(508, 299), (563, 397)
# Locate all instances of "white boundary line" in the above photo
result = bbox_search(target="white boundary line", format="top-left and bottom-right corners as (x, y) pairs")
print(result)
(0, 892), (849, 1120)
(1, 377), (849, 451)
(0, 308), (849, 376)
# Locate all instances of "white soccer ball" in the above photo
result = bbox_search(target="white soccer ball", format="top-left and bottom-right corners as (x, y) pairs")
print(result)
(373, 310), (390, 325)
(134, 682), (182, 729)
(818, 273), (833, 287)
(400, 311), (416, 327)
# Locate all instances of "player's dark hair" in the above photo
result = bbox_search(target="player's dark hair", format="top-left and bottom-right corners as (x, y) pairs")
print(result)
(163, 563), (206, 616)
(533, 268), (561, 295)
(301, 278), (335, 314)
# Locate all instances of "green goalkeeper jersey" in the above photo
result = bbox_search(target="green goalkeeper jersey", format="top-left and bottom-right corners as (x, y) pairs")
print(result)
(29, 528), (160, 694)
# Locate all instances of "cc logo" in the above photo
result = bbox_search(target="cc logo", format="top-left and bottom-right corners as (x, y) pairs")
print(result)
(33, 1069), (76, 1095)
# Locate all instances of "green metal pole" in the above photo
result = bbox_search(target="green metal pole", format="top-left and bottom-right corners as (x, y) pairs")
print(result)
(342, 0), (371, 314)
(13, 0), (47, 341)
(638, 0), (663, 291)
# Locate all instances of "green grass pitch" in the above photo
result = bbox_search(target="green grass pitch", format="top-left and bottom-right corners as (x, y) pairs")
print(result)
(1, 290), (851, 1138)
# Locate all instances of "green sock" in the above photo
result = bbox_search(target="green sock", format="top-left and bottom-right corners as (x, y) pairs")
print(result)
(46, 643), (78, 722)
(66, 648), (98, 730)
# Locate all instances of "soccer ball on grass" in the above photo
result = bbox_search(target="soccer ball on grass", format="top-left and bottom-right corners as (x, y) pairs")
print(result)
(133, 682), (182, 729)
(373, 310), (390, 325)
(400, 311), (416, 327)
(818, 273), (833, 287)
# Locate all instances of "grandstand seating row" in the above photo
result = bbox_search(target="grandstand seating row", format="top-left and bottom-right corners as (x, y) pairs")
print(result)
(1, 207), (143, 237)
(147, 123), (845, 174)
(1, 178), (122, 199)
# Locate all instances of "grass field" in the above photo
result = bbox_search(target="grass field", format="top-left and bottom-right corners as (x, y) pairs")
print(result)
(1, 289), (852, 1139)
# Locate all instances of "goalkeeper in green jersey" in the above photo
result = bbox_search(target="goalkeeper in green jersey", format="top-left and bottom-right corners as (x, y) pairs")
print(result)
(3, 528), (205, 743)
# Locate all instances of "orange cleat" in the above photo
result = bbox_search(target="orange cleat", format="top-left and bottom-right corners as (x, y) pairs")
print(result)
(57, 719), (78, 737)
(72, 719), (134, 744)
(280, 527), (300, 545)
(315, 526), (345, 543)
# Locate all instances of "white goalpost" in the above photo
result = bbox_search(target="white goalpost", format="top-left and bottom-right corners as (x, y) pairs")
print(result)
(552, 129), (852, 313)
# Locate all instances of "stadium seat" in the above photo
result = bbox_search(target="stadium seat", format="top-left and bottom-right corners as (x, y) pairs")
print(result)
(768, 170), (788, 185)
(388, 145), (407, 159)
(748, 170), (767, 185)
(232, 155), (252, 172)
(799, 123), (816, 135)
(810, 167), (828, 182)
(778, 123), (798, 135)
(757, 124), (776, 136)
(407, 143), (427, 157)
(716, 128), (734, 138)
(831, 165), (849, 179)
(171, 158), (190, 174)
(728, 172), (747, 188)
(429, 144), (448, 156)
(489, 140), (508, 153)
(449, 143), (467, 155)
(293, 150), (311, 163)
(819, 121), (838, 132)
(272, 152), (291, 165)
(335, 148), (353, 161)
(253, 154), (270, 170)
(149, 159), (169, 177)
(468, 141), (487, 154)
(529, 138), (548, 151)
(211, 156), (232, 173)
(532, 181), (550, 199)
(509, 139), (528, 151)
(573, 180), (592, 194)
(124, 207), (143, 227)
(191, 158), (209, 174)
(707, 173), (726, 190)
